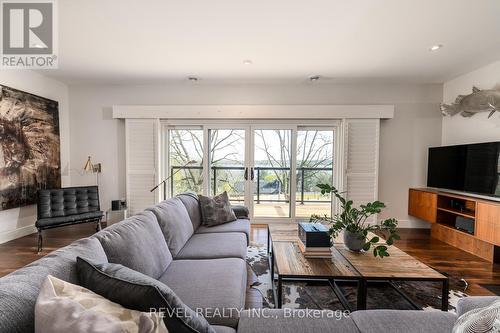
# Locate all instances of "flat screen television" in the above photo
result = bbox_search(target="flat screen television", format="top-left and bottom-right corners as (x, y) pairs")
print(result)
(427, 142), (500, 198)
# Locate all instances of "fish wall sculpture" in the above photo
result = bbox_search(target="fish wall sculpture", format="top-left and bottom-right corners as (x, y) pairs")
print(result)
(440, 86), (500, 118)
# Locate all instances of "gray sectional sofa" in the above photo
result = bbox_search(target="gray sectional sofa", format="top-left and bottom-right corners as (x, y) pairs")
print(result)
(0, 192), (498, 333)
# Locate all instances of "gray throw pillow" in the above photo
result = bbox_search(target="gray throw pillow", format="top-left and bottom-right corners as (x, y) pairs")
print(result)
(198, 191), (237, 227)
(76, 257), (216, 333)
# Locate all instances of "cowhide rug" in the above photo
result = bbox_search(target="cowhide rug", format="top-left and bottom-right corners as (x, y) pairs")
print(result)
(246, 243), (468, 312)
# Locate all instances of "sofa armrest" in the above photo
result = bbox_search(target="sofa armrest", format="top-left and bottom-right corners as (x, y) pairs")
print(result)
(456, 296), (500, 317)
(232, 205), (249, 219)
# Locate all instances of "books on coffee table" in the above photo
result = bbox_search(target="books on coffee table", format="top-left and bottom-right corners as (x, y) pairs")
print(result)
(297, 239), (331, 258)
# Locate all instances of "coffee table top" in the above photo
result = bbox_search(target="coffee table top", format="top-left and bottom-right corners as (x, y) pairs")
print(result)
(272, 241), (360, 278)
(268, 223), (446, 281)
(333, 245), (445, 280)
(268, 223), (304, 242)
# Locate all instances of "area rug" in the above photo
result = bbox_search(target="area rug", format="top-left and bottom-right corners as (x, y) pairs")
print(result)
(246, 243), (468, 313)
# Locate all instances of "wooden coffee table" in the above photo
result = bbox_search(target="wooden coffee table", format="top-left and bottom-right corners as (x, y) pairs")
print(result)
(268, 224), (449, 311)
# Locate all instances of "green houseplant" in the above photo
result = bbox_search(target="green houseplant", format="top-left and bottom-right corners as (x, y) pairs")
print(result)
(311, 184), (400, 258)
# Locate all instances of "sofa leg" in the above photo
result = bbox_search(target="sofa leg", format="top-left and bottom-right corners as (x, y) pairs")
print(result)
(37, 229), (43, 254)
(96, 219), (102, 232)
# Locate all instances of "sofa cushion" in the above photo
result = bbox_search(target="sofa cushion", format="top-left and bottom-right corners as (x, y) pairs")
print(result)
(350, 310), (457, 333)
(158, 258), (247, 328)
(195, 218), (250, 243)
(95, 211), (172, 279)
(76, 258), (216, 333)
(177, 193), (203, 230)
(0, 237), (107, 333)
(199, 192), (237, 227)
(175, 233), (247, 260)
(35, 275), (168, 333)
(237, 309), (359, 333)
(147, 198), (194, 256)
(36, 211), (103, 228)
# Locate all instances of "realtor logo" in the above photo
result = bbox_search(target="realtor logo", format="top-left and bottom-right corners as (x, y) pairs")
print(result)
(1, 0), (58, 68)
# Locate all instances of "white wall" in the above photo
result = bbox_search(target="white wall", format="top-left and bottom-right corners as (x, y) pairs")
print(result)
(442, 60), (500, 145)
(0, 70), (70, 243)
(69, 83), (442, 228)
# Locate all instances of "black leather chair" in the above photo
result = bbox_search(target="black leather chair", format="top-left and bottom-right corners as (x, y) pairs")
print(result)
(35, 186), (103, 253)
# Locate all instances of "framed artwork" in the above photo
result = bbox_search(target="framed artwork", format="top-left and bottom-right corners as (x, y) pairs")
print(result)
(0, 85), (61, 211)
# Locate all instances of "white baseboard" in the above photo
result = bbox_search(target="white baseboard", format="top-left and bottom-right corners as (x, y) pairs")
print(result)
(0, 225), (37, 244)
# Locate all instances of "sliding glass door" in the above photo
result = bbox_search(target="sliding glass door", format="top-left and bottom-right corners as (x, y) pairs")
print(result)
(295, 128), (334, 218)
(167, 128), (204, 196)
(208, 128), (247, 204)
(252, 128), (293, 218)
(164, 122), (336, 222)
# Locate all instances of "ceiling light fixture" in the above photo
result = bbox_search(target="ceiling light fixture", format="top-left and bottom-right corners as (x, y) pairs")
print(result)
(429, 44), (443, 52)
(309, 75), (321, 82)
(243, 59), (253, 65)
(188, 76), (199, 82)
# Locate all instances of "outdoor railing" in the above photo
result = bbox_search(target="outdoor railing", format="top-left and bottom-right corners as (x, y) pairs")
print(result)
(170, 165), (332, 204)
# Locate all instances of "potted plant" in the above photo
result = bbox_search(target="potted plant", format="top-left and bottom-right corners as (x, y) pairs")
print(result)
(311, 184), (400, 258)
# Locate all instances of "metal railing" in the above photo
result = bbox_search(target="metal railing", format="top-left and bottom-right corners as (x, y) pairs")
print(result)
(170, 165), (332, 204)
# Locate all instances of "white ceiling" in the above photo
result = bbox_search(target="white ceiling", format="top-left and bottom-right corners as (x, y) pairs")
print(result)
(40, 0), (500, 85)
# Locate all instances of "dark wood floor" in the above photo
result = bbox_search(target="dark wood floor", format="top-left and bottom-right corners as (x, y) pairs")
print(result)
(0, 223), (100, 277)
(0, 224), (498, 296)
(383, 229), (500, 295)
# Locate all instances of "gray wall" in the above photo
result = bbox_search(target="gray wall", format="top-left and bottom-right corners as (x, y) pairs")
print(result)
(69, 82), (443, 227)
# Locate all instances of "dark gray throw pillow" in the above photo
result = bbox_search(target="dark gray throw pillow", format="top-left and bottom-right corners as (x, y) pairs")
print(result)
(198, 191), (237, 226)
(76, 257), (216, 333)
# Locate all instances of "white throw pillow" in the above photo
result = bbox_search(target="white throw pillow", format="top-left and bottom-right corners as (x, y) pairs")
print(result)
(452, 300), (500, 333)
(35, 275), (168, 333)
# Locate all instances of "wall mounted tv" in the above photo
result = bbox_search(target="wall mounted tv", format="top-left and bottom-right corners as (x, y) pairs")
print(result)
(427, 142), (500, 198)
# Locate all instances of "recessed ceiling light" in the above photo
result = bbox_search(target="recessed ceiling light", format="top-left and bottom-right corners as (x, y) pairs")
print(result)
(187, 76), (199, 82)
(243, 59), (253, 65)
(309, 75), (321, 82)
(429, 44), (443, 52)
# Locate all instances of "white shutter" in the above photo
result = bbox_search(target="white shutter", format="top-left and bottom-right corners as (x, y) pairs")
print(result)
(344, 119), (380, 222)
(125, 119), (158, 215)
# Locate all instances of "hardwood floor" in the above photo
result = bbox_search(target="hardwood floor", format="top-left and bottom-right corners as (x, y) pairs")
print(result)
(388, 229), (500, 296)
(0, 223), (99, 277)
(0, 224), (498, 296)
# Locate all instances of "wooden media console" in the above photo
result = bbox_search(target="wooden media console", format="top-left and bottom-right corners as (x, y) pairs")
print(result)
(408, 188), (500, 263)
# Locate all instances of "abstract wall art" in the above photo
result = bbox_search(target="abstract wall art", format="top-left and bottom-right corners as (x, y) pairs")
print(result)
(0, 85), (61, 211)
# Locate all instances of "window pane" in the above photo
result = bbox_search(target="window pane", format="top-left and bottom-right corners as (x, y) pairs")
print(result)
(253, 129), (291, 218)
(296, 130), (334, 218)
(168, 129), (204, 195)
(209, 129), (245, 202)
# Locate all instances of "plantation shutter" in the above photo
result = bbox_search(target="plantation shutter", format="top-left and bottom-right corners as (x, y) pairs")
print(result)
(344, 119), (380, 222)
(125, 119), (159, 215)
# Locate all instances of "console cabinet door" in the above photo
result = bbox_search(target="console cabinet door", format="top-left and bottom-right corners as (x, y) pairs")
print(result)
(408, 189), (437, 223)
(476, 202), (500, 245)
